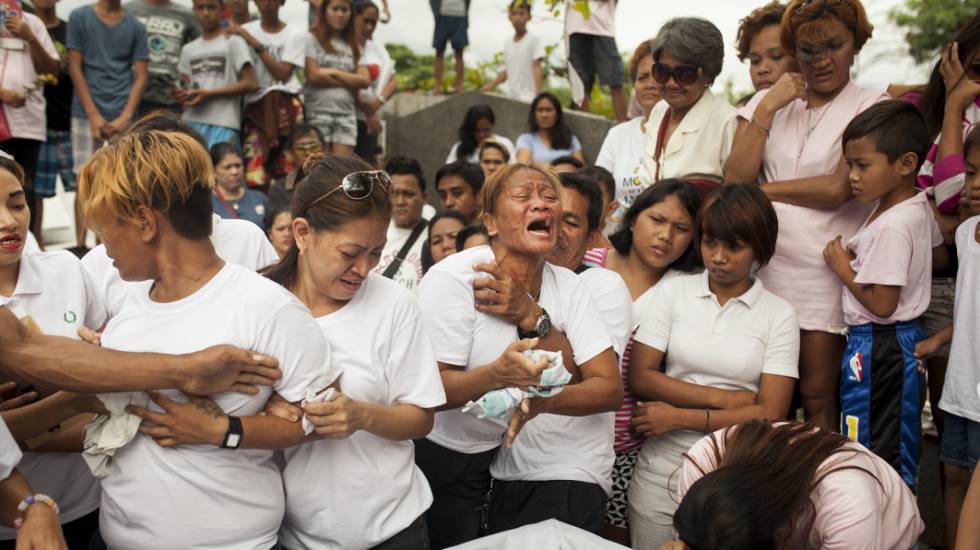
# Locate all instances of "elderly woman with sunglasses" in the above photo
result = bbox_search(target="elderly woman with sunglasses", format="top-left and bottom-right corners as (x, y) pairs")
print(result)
(415, 163), (621, 547)
(640, 17), (737, 185)
(723, 0), (885, 433)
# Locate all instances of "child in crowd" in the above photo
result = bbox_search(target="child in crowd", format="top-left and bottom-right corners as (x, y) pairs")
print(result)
(430, 0), (468, 95)
(304, 0), (369, 156)
(822, 100), (945, 487)
(67, 0), (148, 252)
(228, 0), (305, 189)
(915, 125), (980, 548)
(434, 160), (483, 223)
(124, 0), (200, 115)
(0, 0), (58, 245)
(34, 0), (75, 247)
(177, 0), (256, 150)
(480, 0), (543, 103)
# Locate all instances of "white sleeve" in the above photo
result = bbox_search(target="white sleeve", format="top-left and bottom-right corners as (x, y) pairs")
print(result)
(230, 35), (252, 72)
(761, 303), (800, 379)
(595, 128), (617, 172)
(418, 268), (477, 367)
(80, 261), (108, 330)
(253, 236), (279, 271)
(177, 43), (191, 77)
(254, 301), (339, 402)
(282, 27), (306, 68)
(446, 142), (460, 164)
(560, 274), (614, 366)
(531, 33), (545, 60)
(633, 279), (675, 352)
(384, 298), (447, 409)
(580, 269), (632, 358)
(0, 419), (21, 482)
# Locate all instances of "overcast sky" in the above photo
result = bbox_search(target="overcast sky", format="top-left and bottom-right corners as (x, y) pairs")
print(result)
(56, 0), (934, 94)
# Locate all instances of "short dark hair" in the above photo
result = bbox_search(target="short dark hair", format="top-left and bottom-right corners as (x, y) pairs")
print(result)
(128, 111), (208, 149)
(966, 123), (980, 157)
(697, 184), (778, 267)
(436, 160), (485, 194)
(384, 156), (426, 192)
(288, 123), (325, 149)
(264, 203), (291, 235)
(479, 140), (510, 162)
(508, 0), (530, 12)
(842, 99), (931, 170)
(421, 209), (471, 273)
(609, 179), (702, 272)
(576, 165), (615, 204)
(558, 172), (603, 233)
(550, 155), (585, 170)
(209, 142), (240, 167)
(456, 224), (488, 252)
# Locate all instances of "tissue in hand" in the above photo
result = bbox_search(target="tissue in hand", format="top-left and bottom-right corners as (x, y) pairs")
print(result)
(461, 349), (571, 419)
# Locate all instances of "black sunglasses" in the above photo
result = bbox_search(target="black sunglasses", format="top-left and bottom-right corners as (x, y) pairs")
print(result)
(304, 170), (391, 213)
(793, 0), (847, 18)
(652, 62), (701, 86)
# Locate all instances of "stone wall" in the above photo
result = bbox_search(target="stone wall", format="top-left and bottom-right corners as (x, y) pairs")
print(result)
(382, 91), (615, 194)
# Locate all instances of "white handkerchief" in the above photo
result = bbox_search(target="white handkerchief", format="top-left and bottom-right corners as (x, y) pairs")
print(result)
(301, 387), (337, 435)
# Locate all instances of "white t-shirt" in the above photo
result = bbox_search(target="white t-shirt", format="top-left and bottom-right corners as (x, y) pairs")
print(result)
(633, 272), (800, 457)
(24, 232), (40, 254)
(842, 192), (942, 326)
(564, 0), (616, 37)
(940, 215), (980, 423)
(446, 135), (518, 164)
(374, 221), (428, 293)
(503, 32), (544, 103)
(98, 264), (339, 550)
(0, 251), (105, 538)
(241, 20), (305, 104)
(419, 245), (614, 454)
(491, 265), (630, 495)
(82, 214), (278, 319)
(0, 419), (20, 483)
(595, 117), (652, 231)
(439, 0), (467, 17)
(280, 273), (445, 549)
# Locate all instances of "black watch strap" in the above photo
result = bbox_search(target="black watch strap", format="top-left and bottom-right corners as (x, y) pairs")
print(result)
(517, 308), (548, 339)
(221, 416), (243, 449)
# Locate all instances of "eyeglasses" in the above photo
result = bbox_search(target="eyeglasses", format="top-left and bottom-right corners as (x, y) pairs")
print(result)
(303, 170), (391, 214)
(651, 62), (701, 86)
(293, 142), (324, 152)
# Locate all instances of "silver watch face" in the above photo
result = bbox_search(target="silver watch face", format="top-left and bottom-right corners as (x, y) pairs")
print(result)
(536, 313), (551, 337)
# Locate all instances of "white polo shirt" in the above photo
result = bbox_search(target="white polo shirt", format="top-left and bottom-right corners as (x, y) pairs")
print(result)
(642, 89), (736, 182)
(419, 245), (614, 454)
(0, 251), (105, 538)
(98, 263), (339, 550)
(491, 265), (631, 496)
(82, 214), (279, 319)
(281, 273), (446, 549)
(633, 271), (799, 458)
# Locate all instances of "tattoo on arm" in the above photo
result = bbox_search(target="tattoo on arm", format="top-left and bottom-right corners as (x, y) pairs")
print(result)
(191, 398), (225, 419)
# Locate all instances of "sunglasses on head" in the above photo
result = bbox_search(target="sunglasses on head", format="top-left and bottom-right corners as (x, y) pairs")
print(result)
(303, 170), (391, 214)
(651, 62), (701, 86)
(793, 0), (846, 16)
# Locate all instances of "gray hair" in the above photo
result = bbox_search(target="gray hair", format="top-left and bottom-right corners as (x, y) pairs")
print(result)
(650, 17), (725, 85)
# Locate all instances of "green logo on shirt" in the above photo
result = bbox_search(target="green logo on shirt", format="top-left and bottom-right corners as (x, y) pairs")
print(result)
(64, 310), (77, 324)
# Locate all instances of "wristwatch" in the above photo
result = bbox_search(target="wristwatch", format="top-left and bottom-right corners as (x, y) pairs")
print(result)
(517, 308), (551, 340)
(252, 44), (268, 54)
(220, 416), (243, 449)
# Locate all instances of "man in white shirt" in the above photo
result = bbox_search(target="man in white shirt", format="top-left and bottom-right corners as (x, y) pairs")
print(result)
(480, 1), (544, 103)
(565, 0), (627, 121)
(374, 157), (429, 292)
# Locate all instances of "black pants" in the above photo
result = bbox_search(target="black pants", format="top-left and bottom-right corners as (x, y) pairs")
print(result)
(486, 479), (606, 535)
(354, 118), (379, 162)
(371, 513), (430, 550)
(0, 508), (99, 550)
(413, 438), (495, 549)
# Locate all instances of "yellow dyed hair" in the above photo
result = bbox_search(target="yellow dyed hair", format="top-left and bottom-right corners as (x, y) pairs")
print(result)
(77, 130), (215, 238)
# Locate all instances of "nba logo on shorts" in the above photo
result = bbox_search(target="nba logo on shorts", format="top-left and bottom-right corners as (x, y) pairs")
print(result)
(848, 352), (864, 382)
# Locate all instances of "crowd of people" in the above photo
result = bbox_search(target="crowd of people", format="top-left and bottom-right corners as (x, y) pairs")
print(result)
(0, 0), (979, 549)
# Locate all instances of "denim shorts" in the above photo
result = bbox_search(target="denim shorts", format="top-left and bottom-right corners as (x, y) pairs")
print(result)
(940, 412), (980, 471)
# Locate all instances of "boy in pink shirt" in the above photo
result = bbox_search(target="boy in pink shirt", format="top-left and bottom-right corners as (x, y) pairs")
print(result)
(823, 100), (946, 487)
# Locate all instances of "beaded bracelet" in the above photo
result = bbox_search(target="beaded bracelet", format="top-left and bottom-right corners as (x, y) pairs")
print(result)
(13, 494), (59, 530)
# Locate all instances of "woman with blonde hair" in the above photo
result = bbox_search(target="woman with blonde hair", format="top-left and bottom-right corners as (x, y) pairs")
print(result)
(724, 0), (886, 432)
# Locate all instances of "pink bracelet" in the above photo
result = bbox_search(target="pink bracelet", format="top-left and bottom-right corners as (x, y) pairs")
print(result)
(13, 494), (59, 530)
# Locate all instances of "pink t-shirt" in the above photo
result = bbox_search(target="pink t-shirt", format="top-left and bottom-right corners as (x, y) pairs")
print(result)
(564, 0), (616, 37)
(842, 192), (943, 326)
(679, 427), (924, 550)
(0, 13), (58, 142)
(738, 81), (886, 331)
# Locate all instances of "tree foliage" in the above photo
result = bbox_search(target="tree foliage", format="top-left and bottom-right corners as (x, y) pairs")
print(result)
(889, 0), (980, 63)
